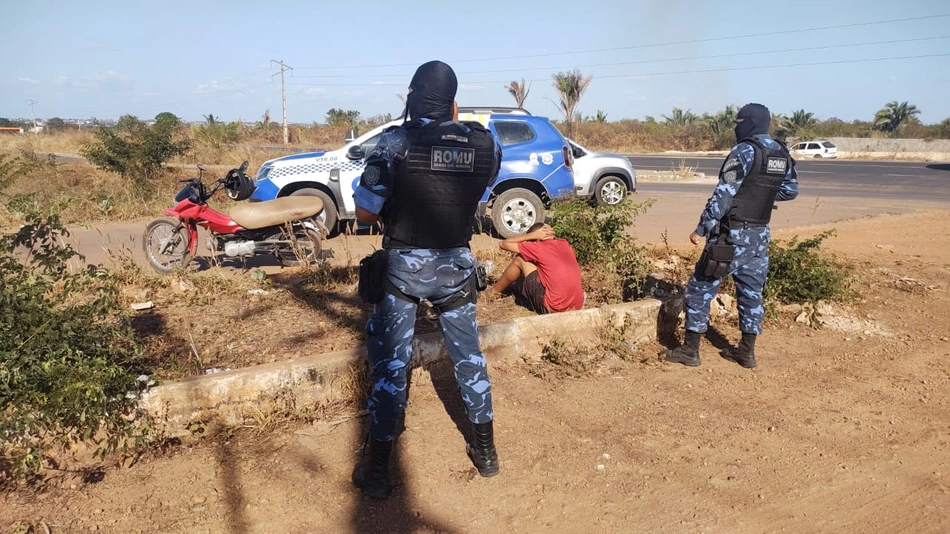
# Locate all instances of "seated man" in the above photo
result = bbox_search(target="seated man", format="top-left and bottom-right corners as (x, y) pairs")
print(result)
(488, 222), (584, 314)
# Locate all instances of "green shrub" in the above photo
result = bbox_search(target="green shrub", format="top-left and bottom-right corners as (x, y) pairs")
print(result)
(765, 230), (853, 305)
(1, 213), (149, 480)
(80, 113), (190, 195)
(549, 196), (654, 302)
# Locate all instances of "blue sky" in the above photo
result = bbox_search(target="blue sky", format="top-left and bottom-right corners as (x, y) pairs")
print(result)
(2, 0), (949, 124)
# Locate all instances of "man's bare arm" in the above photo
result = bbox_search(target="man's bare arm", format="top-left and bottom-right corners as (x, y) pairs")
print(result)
(499, 224), (554, 253)
(356, 206), (381, 226)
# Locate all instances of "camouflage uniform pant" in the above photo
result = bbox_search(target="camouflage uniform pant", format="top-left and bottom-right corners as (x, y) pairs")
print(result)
(684, 227), (771, 335)
(365, 247), (492, 442)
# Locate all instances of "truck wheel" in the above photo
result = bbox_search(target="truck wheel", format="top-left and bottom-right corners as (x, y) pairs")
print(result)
(594, 175), (627, 206)
(492, 188), (544, 238)
(291, 188), (338, 237)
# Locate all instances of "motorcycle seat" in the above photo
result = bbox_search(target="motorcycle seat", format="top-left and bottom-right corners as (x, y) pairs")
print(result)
(229, 196), (325, 230)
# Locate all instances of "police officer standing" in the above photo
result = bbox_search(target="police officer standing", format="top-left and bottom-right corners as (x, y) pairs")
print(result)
(351, 60), (502, 499)
(666, 103), (798, 369)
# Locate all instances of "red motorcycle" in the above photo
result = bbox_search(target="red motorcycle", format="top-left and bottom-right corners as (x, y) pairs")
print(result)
(143, 161), (328, 273)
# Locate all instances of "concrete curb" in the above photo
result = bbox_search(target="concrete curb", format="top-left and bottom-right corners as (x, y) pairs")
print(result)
(141, 299), (662, 439)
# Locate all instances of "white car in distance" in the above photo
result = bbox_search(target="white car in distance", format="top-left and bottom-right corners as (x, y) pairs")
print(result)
(568, 139), (637, 206)
(790, 140), (838, 159)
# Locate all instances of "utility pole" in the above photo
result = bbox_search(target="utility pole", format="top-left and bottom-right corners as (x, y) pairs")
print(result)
(27, 99), (38, 129)
(271, 60), (293, 144)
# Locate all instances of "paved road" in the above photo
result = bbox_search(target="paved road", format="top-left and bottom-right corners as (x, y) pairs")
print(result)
(628, 155), (950, 203)
(58, 155), (950, 274)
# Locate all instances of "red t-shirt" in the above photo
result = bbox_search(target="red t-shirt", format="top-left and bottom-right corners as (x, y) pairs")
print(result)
(517, 239), (584, 312)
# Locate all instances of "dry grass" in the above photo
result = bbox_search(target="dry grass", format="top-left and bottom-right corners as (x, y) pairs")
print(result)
(0, 130), (95, 156)
(0, 155), (179, 228)
(671, 158), (698, 179)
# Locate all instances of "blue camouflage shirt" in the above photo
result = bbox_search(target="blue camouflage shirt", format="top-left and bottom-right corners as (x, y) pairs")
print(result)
(695, 134), (799, 237)
(353, 118), (502, 216)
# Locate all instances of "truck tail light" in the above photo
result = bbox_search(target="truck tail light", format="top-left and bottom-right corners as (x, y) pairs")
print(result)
(562, 145), (573, 170)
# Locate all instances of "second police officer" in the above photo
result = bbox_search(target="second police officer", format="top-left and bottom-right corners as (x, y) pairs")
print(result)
(666, 103), (799, 369)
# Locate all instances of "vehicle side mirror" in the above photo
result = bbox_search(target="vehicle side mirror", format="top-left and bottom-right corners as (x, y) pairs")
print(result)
(346, 145), (364, 160)
(345, 129), (358, 143)
(239, 160), (249, 172)
(573, 147), (585, 158)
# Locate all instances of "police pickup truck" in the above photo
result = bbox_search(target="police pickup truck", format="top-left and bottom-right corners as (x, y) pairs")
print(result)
(249, 107), (575, 238)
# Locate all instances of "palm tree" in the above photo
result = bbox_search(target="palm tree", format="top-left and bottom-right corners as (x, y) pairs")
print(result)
(506, 79), (531, 108)
(551, 70), (592, 138)
(704, 105), (737, 136)
(203, 113), (219, 125)
(874, 101), (920, 134)
(662, 107), (698, 126)
(259, 109), (271, 130)
(593, 110), (608, 123)
(703, 105), (738, 149)
(782, 109), (818, 138)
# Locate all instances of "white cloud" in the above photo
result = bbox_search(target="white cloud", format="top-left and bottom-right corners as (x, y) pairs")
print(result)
(193, 80), (223, 94)
(297, 87), (331, 101)
(18, 77), (39, 84)
(53, 71), (132, 90)
(94, 70), (122, 81)
(459, 83), (483, 92)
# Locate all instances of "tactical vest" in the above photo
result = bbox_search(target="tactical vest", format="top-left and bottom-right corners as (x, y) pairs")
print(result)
(727, 137), (792, 227)
(384, 121), (498, 249)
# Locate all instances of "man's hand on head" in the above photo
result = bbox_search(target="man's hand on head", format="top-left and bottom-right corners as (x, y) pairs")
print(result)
(535, 224), (556, 241)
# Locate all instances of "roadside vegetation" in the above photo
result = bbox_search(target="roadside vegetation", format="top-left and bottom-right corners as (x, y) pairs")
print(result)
(0, 182), (856, 485)
(0, 74), (905, 484)
(0, 212), (149, 483)
(764, 230), (855, 308)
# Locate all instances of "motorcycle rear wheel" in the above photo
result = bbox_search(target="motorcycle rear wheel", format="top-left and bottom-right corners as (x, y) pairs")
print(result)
(276, 226), (324, 267)
(143, 219), (193, 274)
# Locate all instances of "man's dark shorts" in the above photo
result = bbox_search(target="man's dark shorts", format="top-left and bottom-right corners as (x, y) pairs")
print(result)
(511, 271), (548, 314)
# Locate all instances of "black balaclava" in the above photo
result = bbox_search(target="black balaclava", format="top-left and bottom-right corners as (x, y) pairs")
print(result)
(405, 60), (457, 123)
(735, 103), (771, 142)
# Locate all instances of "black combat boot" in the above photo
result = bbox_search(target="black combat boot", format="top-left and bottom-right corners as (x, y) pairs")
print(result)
(352, 437), (394, 499)
(466, 421), (499, 477)
(665, 330), (702, 367)
(721, 332), (758, 368)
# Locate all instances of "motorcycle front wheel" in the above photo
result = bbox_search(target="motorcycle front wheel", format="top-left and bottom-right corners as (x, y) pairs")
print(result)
(143, 219), (193, 274)
(276, 225), (324, 267)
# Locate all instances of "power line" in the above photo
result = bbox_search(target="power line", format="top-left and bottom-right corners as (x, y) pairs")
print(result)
(291, 35), (950, 80)
(285, 53), (950, 87)
(70, 68), (273, 119)
(293, 13), (950, 70)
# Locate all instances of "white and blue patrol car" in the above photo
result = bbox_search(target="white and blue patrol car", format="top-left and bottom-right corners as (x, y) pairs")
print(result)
(249, 108), (576, 238)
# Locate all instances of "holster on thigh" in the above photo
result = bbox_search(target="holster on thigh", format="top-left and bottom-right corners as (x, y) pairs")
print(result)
(697, 244), (735, 278)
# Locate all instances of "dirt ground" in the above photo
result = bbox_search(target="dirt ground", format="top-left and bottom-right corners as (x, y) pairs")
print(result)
(3, 210), (950, 534)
